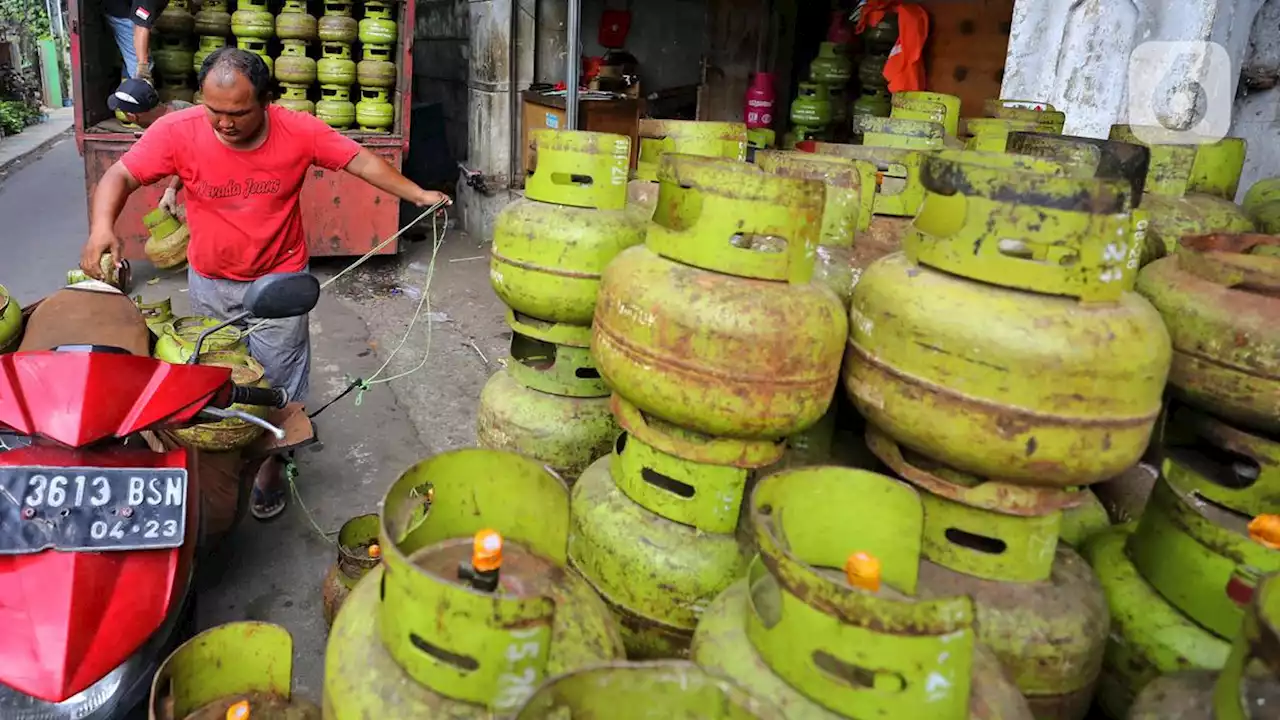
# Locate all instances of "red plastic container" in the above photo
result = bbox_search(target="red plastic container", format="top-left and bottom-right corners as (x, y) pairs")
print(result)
(827, 9), (853, 44)
(744, 72), (776, 129)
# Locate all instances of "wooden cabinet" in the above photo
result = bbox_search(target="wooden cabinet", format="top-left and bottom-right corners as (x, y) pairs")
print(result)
(520, 91), (641, 183)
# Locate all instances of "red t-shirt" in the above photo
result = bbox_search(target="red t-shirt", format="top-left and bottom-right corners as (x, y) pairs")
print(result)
(120, 105), (362, 280)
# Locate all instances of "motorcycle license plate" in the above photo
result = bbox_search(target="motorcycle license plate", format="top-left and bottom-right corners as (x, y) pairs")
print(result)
(0, 466), (188, 554)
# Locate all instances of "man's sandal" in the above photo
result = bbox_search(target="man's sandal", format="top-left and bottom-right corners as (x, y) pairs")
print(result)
(251, 484), (288, 522)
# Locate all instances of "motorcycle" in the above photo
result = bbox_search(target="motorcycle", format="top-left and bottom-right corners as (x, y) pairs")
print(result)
(0, 271), (321, 719)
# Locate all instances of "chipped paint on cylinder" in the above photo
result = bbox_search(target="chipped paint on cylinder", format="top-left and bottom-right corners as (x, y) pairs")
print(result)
(850, 115), (947, 150)
(646, 155), (824, 285)
(961, 118), (1046, 152)
(592, 244), (846, 440)
(845, 251), (1171, 488)
(1242, 177), (1280, 233)
(324, 449), (625, 718)
(502, 313), (609, 399)
(1125, 471), (1280, 641)
(891, 91), (961, 137)
(568, 445), (752, 659)
(513, 661), (786, 719)
(1135, 234), (1280, 435)
(866, 426), (1109, 718)
(1108, 125), (1254, 264)
(1082, 525), (1232, 719)
(1160, 405), (1280, 518)
(321, 513), (381, 628)
(475, 368), (618, 484)
(754, 151), (877, 248)
(982, 100), (1066, 134)
(1058, 490), (1112, 549)
(634, 119), (748, 183)
(691, 466), (1034, 720)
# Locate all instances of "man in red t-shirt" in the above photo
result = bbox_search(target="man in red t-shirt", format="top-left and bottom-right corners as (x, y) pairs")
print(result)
(79, 48), (451, 520)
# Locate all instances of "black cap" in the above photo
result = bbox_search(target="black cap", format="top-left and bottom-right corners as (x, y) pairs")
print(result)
(107, 78), (160, 114)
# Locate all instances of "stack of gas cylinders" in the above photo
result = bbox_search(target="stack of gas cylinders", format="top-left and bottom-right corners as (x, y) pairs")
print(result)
(353, 0), (396, 131)
(478, 130), (643, 482)
(154, 97), (1280, 719)
(152, 0), (196, 103)
(192, 0), (231, 99)
(275, 0), (318, 114)
(231, 0), (274, 73)
(316, 0), (358, 128)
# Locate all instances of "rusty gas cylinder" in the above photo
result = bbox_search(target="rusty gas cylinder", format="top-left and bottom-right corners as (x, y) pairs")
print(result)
(592, 154), (847, 441)
(983, 99), (1066, 134)
(845, 150), (1170, 488)
(569, 395), (781, 658)
(629, 119), (747, 214)
(476, 313), (618, 483)
(321, 513), (381, 628)
(150, 622), (321, 720)
(692, 466), (1034, 720)
(324, 449), (624, 718)
(866, 427), (1109, 720)
(1136, 233), (1280, 435)
(1128, 571), (1280, 720)
(1109, 125), (1254, 266)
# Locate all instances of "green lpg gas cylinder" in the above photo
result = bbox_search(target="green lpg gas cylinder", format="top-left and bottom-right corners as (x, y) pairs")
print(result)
(1242, 177), (1280, 233)
(230, 0), (273, 39)
(491, 130), (644, 325)
(592, 155), (847, 440)
(324, 449), (626, 718)
(134, 294), (174, 337)
(983, 99), (1067, 134)
(317, 42), (356, 85)
(357, 44), (396, 88)
(275, 40), (316, 83)
(858, 54), (888, 91)
(355, 87), (393, 132)
(1057, 489), (1112, 549)
(318, 15), (357, 44)
(153, 316), (248, 364)
(631, 119), (747, 210)
(276, 0), (317, 41)
(1124, 455), (1280, 642)
(1161, 404), (1280, 520)
(155, 0), (194, 35)
(862, 11), (898, 54)
(193, 0), (230, 36)
(275, 83), (314, 114)
(790, 83), (832, 133)
(1128, 571), (1280, 720)
(845, 150), (1171, 488)
(569, 395), (781, 658)
(1083, 525), (1233, 718)
(476, 313), (618, 482)
(810, 42), (852, 87)
(316, 85), (354, 129)
(805, 142), (930, 263)
(827, 86), (849, 132)
(235, 39), (272, 74)
(149, 622), (321, 718)
(754, 150), (876, 248)
(514, 661), (785, 719)
(962, 118), (1045, 152)
(192, 35), (226, 73)
(692, 466), (1034, 720)
(358, 15), (397, 45)
(321, 513), (380, 628)
(1136, 234), (1280, 435)
(1109, 124), (1254, 265)
(891, 91), (961, 137)
(866, 428), (1109, 720)
(364, 0), (394, 19)
(850, 115), (946, 150)
(852, 87), (891, 119)
(153, 36), (193, 77)
(0, 284), (22, 353)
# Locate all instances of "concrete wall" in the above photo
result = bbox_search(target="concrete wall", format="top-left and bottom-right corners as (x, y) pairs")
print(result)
(579, 0), (707, 92)
(1235, 0), (1280, 195)
(1002, 0), (1271, 200)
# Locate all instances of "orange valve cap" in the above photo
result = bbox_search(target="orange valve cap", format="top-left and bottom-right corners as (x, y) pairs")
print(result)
(472, 529), (503, 572)
(1249, 514), (1280, 550)
(368, 543), (381, 559)
(226, 700), (250, 720)
(845, 551), (882, 592)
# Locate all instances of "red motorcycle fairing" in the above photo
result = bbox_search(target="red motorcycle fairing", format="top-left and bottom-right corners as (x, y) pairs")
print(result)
(0, 446), (198, 702)
(0, 351), (227, 703)
(0, 351), (233, 447)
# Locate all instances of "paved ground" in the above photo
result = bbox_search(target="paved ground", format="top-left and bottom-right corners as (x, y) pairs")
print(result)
(0, 136), (508, 700)
(0, 107), (75, 174)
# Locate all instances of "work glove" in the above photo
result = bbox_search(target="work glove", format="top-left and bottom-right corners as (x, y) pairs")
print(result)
(159, 187), (181, 217)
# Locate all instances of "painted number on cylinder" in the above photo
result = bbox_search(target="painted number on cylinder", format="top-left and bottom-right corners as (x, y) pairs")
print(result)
(1100, 240), (1128, 284)
(492, 625), (549, 711)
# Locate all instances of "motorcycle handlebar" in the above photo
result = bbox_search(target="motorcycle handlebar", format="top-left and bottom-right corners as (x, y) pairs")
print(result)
(229, 385), (289, 409)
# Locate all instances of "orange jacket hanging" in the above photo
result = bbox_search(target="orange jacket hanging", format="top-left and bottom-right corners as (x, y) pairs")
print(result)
(857, 0), (930, 93)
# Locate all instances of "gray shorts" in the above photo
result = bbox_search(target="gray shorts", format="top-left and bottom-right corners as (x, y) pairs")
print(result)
(187, 266), (312, 404)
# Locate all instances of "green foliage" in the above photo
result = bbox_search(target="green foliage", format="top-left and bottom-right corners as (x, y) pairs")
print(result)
(0, 0), (51, 38)
(0, 99), (42, 134)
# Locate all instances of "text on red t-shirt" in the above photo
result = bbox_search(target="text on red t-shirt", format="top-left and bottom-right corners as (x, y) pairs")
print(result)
(119, 104), (362, 280)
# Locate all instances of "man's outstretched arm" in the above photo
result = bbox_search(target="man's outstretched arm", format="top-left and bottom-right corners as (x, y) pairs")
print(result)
(344, 147), (452, 208)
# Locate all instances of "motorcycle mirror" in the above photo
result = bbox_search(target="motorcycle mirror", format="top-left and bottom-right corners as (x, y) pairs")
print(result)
(243, 272), (322, 319)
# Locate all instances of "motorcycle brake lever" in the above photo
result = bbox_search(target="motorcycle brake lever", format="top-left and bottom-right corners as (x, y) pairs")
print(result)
(199, 407), (287, 440)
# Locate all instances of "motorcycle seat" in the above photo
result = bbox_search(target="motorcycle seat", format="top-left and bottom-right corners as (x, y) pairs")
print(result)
(18, 287), (151, 356)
